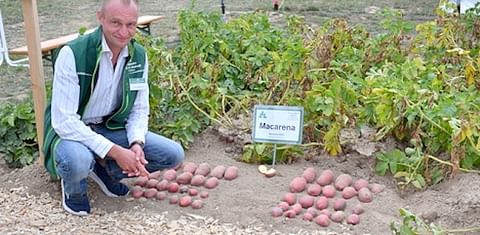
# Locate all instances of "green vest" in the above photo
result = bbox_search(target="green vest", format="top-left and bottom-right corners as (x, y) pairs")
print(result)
(43, 27), (146, 178)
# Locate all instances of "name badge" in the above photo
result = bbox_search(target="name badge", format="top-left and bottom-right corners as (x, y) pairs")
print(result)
(129, 77), (147, 91)
(126, 61), (147, 91)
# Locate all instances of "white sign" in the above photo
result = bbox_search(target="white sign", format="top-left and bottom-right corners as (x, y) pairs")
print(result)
(252, 105), (304, 145)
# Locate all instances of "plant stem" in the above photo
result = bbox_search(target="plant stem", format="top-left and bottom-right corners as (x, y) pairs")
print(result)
(425, 154), (480, 174)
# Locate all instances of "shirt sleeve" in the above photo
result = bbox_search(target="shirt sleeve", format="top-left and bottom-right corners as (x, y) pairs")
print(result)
(126, 54), (149, 145)
(51, 46), (114, 158)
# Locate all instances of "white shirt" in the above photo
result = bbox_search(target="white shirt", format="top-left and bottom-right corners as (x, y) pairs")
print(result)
(51, 35), (149, 158)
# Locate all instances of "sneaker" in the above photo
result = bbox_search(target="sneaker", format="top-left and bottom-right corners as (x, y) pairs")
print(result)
(89, 163), (129, 197)
(61, 179), (90, 216)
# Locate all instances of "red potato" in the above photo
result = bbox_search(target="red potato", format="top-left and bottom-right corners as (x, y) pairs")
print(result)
(335, 174), (353, 191)
(146, 179), (159, 188)
(342, 186), (358, 199)
(316, 169), (334, 186)
(347, 214), (360, 225)
(353, 178), (369, 191)
(188, 188), (198, 196)
(131, 186), (144, 198)
(352, 204), (364, 215)
(314, 214), (330, 227)
(302, 167), (317, 183)
(148, 170), (162, 180)
(315, 196), (329, 210)
(224, 166), (239, 180)
(204, 177), (219, 189)
(182, 162), (198, 174)
(306, 207), (318, 217)
(155, 191), (167, 200)
(289, 177), (307, 193)
(143, 188), (158, 198)
(284, 210), (297, 218)
(176, 172), (193, 185)
(307, 184), (322, 196)
(156, 179), (169, 191)
(291, 203), (303, 215)
(169, 195), (178, 204)
(278, 201), (290, 211)
(199, 191), (209, 199)
(179, 185), (189, 193)
(319, 209), (330, 217)
(210, 165), (226, 179)
(369, 183), (385, 194)
(282, 193), (297, 206)
(303, 212), (314, 221)
(299, 195), (315, 209)
(191, 175), (206, 186)
(333, 198), (347, 211)
(179, 196), (192, 207)
(167, 182), (179, 193)
(330, 211), (345, 223)
(271, 207), (283, 217)
(134, 176), (148, 187)
(163, 169), (177, 181)
(358, 187), (373, 203)
(322, 185), (336, 198)
(195, 163), (211, 176)
(191, 199), (204, 209)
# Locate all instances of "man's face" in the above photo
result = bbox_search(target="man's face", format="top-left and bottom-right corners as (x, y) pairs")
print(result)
(97, 0), (138, 52)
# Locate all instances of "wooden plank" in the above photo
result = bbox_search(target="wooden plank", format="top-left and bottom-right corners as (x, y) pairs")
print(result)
(21, 0), (46, 166)
(137, 15), (164, 26)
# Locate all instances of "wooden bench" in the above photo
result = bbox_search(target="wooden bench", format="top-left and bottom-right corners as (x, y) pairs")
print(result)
(9, 15), (164, 60)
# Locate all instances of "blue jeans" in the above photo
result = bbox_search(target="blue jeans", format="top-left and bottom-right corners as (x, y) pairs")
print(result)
(55, 124), (184, 196)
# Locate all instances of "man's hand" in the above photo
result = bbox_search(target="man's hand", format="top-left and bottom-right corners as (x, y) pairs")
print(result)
(108, 145), (149, 177)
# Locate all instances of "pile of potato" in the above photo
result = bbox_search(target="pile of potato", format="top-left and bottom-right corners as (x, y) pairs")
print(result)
(131, 162), (239, 209)
(271, 167), (384, 227)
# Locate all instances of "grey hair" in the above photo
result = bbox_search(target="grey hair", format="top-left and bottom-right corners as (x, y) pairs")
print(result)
(100, 0), (139, 11)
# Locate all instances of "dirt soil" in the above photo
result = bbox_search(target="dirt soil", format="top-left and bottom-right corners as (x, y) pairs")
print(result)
(1, 0), (480, 234)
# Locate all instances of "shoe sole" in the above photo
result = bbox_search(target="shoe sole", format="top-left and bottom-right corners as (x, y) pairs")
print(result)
(89, 171), (125, 198)
(61, 179), (89, 216)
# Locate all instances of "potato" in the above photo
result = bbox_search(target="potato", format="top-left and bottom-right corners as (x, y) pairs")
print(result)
(169, 195), (178, 204)
(146, 179), (159, 188)
(342, 186), (358, 199)
(282, 193), (297, 206)
(299, 195), (315, 209)
(176, 172), (193, 185)
(346, 214), (360, 225)
(284, 210), (297, 218)
(210, 165), (226, 179)
(352, 204), (364, 215)
(330, 211), (345, 223)
(148, 170), (162, 180)
(195, 163), (211, 176)
(134, 176), (148, 187)
(179, 185), (189, 193)
(131, 186), (144, 198)
(199, 191), (209, 199)
(179, 196), (192, 207)
(303, 212), (314, 221)
(278, 201), (290, 211)
(307, 184), (322, 196)
(316, 169), (334, 186)
(291, 203), (303, 215)
(353, 178), (369, 191)
(188, 188), (198, 196)
(271, 207), (283, 217)
(369, 183), (385, 194)
(156, 179), (169, 191)
(163, 169), (177, 181)
(289, 177), (307, 193)
(322, 185), (336, 198)
(191, 199), (204, 209)
(314, 214), (330, 227)
(155, 191), (167, 200)
(319, 209), (330, 217)
(204, 177), (219, 189)
(182, 162), (198, 174)
(333, 198), (347, 211)
(335, 174), (353, 191)
(191, 175), (206, 186)
(306, 207), (318, 217)
(224, 166), (239, 180)
(143, 188), (158, 198)
(358, 187), (373, 203)
(302, 167), (317, 183)
(167, 182), (179, 193)
(315, 196), (329, 210)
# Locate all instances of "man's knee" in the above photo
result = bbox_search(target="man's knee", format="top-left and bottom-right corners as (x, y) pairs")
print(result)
(55, 140), (95, 179)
